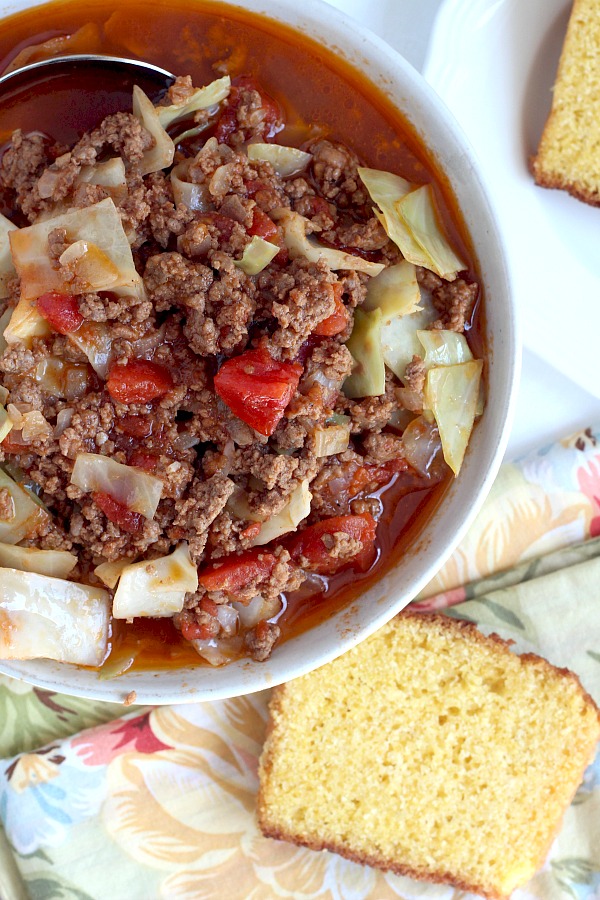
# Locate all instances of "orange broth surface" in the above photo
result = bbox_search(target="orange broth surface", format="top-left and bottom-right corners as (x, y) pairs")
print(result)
(0, 0), (484, 671)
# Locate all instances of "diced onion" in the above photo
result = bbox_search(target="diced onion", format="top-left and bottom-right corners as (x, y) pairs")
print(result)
(70, 453), (164, 518)
(3, 297), (50, 347)
(170, 162), (211, 211)
(226, 485), (262, 523)
(190, 635), (243, 666)
(78, 158), (127, 202)
(0, 468), (50, 545)
(312, 423), (350, 457)
(424, 359), (483, 475)
(272, 208), (384, 276)
(343, 308), (386, 399)
(0, 542), (77, 578)
(156, 76), (231, 129)
(249, 479), (312, 546)
(68, 322), (113, 379)
(247, 143), (312, 177)
(235, 236), (279, 275)
(401, 415), (444, 478)
(132, 85), (175, 176)
(59, 240), (120, 289)
(233, 594), (281, 628)
(0, 567), (110, 665)
(112, 543), (198, 619)
(215, 603), (239, 634)
(54, 408), (74, 437)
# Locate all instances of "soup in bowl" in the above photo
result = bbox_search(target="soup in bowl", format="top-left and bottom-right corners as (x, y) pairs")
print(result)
(0, 0), (518, 703)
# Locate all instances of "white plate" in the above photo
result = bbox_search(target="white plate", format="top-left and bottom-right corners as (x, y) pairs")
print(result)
(424, 0), (600, 399)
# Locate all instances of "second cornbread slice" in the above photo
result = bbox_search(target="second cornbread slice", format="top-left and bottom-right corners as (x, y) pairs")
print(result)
(258, 612), (600, 899)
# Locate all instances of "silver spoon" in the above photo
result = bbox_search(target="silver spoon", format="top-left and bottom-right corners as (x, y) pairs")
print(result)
(0, 54), (176, 143)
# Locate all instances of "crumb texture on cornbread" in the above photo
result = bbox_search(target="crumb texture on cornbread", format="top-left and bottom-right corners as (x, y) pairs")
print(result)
(258, 612), (600, 900)
(531, 0), (600, 204)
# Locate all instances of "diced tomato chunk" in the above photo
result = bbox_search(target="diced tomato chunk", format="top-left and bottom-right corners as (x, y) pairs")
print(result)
(107, 359), (173, 404)
(197, 212), (236, 241)
(93, 491), (143, 534)
(314, 284), (349, 337)
(36, 292), (83, 334)
(214, 347), (302, 436)
(119, 415), (153, 438)
(198, 548), (277, 595)
(248, 208), (278, 241)
(128, 449), (159, 472)
(215, 75), (282, 144)
(349, 457), (410, 497)
(286, 513), (377, 575)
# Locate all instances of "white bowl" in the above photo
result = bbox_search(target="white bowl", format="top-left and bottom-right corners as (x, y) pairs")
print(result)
(0, 0), (519, 703)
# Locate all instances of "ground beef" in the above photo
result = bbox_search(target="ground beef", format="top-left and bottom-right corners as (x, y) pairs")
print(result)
(431, 277), (478, 332)
(168, 473), (235, 563)
(308, 139), (368, 208)
(244, 621), (281, 661)
(0, 69), (478, 667)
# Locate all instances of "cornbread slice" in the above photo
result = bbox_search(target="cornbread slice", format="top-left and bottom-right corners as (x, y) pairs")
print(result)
(531, 0), (600, 204)
(258, 612), (600, 900)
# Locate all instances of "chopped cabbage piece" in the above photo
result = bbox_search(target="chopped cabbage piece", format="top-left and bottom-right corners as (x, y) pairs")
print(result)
(396, 185), (465, 281)
(236, 236), (280, 275)
(424, 359), (483, 475)
(171, 162), (210, 211)
(363, 260), (421, 323)
(71, 453), (163, 518)
(380, 291), (436, 381)
(0, 568), (109, 665)
(250, 479), (312, 546)
(273, 209), (384, 276)
(0, 213), (17, 300)
(132, 85), (175, 176)
(9, 198), (145, 304)
(2, 297), (51, 347)
(358, 166), (431, 268)
(0, 405), (13, 443)
(156, 75), (231, 128)
(94, 557), (135, 589)
(0, 468), (50, 545)
(343, 308), (386, 398)
(247, 143), (312, 176)
(112, 544), (198, 619)
(35, 357), (89, 400)
(313, 422), (350, 457)
(0, 542), (77, 578)
(417, 329), (473, 368)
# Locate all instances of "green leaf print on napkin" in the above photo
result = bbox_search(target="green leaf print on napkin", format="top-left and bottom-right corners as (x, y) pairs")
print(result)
(0, 675), (127, 759)
(27, 871), (96, 900)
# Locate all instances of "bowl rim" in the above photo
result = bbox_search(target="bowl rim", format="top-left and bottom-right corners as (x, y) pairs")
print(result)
(0, 0), (521, 704)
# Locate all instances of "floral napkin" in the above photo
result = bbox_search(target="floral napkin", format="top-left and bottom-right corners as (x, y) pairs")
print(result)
(0, 425), (599, 900)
